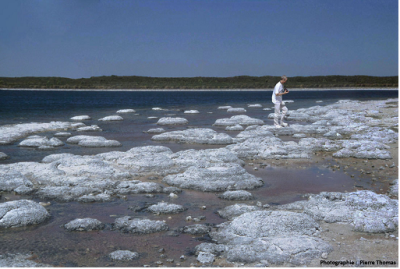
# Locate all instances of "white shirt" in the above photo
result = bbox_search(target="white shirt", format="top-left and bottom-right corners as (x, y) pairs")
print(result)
(272, 81), (284, 104)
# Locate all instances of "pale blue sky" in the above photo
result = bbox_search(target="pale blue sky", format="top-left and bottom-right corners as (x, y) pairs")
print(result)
(0, 0), (398, 78)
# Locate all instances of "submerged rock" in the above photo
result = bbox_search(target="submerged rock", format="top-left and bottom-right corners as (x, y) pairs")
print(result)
(64, 218), (105, 231)
(0, 200), (50, 228)
(113, 217), (169, 234)
(98, 115), (124, 121)
(147, 202), (186, 214)
(109, 250), (139, 261)
(156, 117), (188, 125)
(152, 128), (233, 145)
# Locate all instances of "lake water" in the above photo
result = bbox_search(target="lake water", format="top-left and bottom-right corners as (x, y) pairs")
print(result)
(0, 89), (397, 266)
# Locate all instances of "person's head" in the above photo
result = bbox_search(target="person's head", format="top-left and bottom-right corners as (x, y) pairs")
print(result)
(280, 75), (288, 84)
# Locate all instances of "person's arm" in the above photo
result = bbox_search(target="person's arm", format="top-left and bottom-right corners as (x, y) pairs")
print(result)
(276, 89), (289, 96)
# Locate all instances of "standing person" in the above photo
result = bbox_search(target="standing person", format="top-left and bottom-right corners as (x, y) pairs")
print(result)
(272, 75), (289, 128)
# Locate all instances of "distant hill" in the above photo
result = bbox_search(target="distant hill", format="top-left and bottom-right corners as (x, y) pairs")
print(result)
(0, 75), (397, 89)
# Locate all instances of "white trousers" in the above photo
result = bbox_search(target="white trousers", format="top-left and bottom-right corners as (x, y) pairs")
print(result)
(274, 102), (288, 126)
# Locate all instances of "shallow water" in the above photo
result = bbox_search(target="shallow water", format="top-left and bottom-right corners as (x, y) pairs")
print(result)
(0, 89), (397, 266)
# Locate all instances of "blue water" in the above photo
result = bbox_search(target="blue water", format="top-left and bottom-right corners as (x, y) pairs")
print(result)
(0, 89), (398, 118)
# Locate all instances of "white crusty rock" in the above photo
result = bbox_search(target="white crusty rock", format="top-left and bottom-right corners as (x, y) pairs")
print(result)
(227, 136), (311, 160)
(71, 115), (91, 121)
(207, 210), (332, 265)
(208, 212), (331, 265)
(217, 204), (261, 220)
(77, 125), (102, 132)
(183, 224), (212, 234)
(225, 124), (244, 131)
(117, 109), (136, 113)
(98, 115), (124, 121)
(0, 121), (77, 145)
(197, 252), (215, 265)
(18, 136), (63, 149)
(66, 135), (121, 147)
(227, 108), (246, 113)
(156, 117), (188, 125)
(388, 179), (398, 198)
(147, 202), (186, 214)
(151, 128), (233, 145)
(113, 217), (169, 234)
(0, 200), (50, 228)
(247, 104), (263, 108)
(184, 110), (200, 114)
(64, 218), (105, 231)
(218, 106), (233, 110)
(214, 115), (264, 126)
(54, 132), (72, 137)
(170, 147), (245, 170)
(278, 191), (398, 233)
(145, 128), (165, 134)
(233, 126), (274, 143)
(109, 250), (139, 261)
(0, 172), (33, 192)
(333, 140), (392, 159)
(218, 190), (253, 201)
(0, 152), (9, 160)
(0, 253), (52, 267)
(293, 133), (307, 138)
(162, 163), (263, 192)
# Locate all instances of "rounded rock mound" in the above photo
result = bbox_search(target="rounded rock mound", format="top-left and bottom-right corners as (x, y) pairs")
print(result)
(156, 117), (188, 125)
(71, 115), (91, 121)
(0, 200), (50, 228)
(113, 217), (169, 234)
(98, 115), (124, 121)
(64, 218), (105, 231)
(109, 250), (139, 261)
(147, 202), (186, 214)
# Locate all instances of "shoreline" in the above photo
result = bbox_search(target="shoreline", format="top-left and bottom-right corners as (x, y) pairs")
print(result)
(0, 87), (398, 92)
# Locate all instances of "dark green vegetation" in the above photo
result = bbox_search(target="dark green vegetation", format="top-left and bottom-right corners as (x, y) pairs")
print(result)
(0, 75), (397, 89)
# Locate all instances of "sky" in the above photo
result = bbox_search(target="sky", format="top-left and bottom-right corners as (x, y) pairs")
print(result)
(0, 0), (398, 78)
